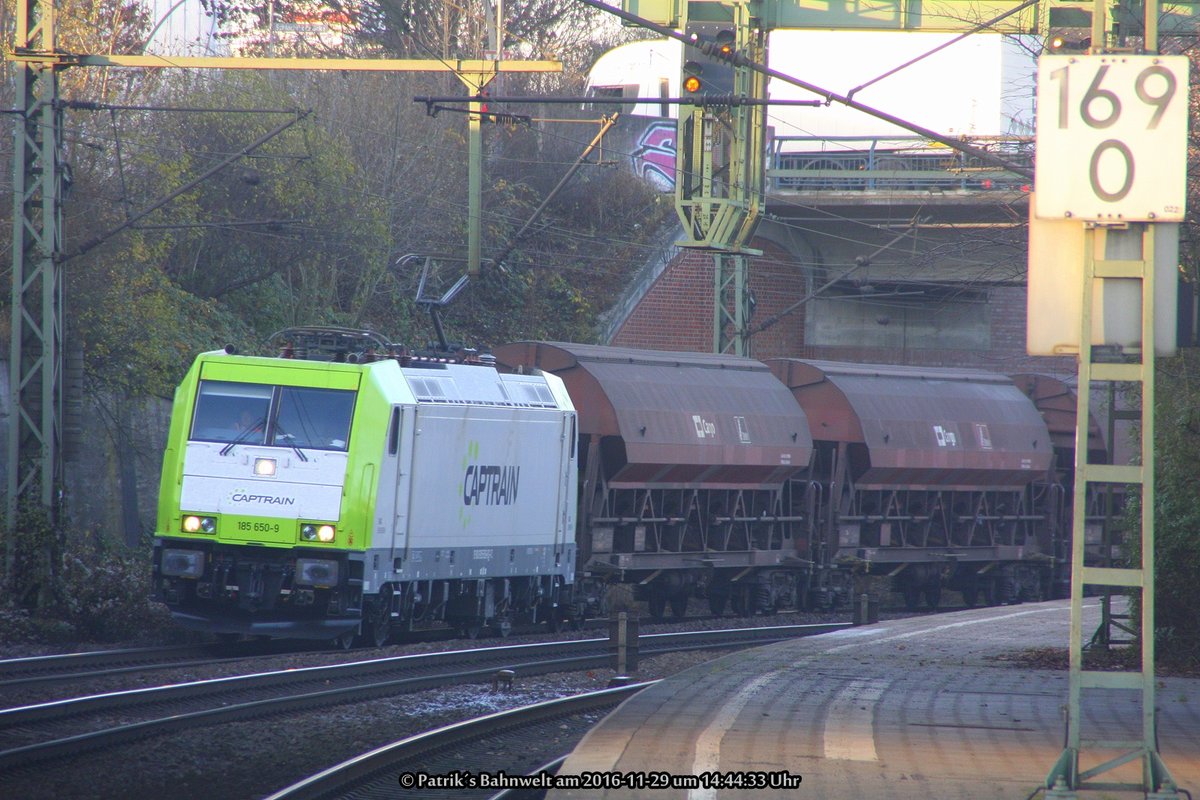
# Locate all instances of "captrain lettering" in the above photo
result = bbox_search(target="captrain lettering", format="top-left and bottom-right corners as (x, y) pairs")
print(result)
(230, 493), (296, 506)
(462, 465), (520, 506)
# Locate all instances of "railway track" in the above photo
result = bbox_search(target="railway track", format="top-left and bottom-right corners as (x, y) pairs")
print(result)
(0, 609), (769, 697)
(0, 622), (846, 774)
(265, 682), (656, 800)
(0, 644), (217, 686)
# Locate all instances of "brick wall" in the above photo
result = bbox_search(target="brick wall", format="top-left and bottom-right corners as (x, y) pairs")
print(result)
(610, 240), (807, 355)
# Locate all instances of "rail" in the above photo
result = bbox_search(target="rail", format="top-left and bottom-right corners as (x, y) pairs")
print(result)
(0, 623), (847, 771)
(264, 683), (656, 800)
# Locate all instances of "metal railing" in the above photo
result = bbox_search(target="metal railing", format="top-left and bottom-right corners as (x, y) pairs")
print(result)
(767, 134), (1034, 192)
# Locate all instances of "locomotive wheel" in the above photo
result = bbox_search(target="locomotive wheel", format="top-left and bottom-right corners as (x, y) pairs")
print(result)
(365, 587), (393, 647)
(458, 620), (483, 639)
(962, 586), (979, 608)
(669, 592), (688, 619)
(492, 616), (513, 638)
(647, 592), (667, 620)
(332, 630), (355, 651)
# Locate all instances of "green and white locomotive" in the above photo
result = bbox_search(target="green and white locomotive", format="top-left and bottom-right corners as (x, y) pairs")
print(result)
(152, 328), (578, 646)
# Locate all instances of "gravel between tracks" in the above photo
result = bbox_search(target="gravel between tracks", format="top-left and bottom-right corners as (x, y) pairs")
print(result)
(0, 609), (861, 800)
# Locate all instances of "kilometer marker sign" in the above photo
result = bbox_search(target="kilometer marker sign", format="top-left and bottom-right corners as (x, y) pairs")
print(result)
(1035, 55), (1189, 222)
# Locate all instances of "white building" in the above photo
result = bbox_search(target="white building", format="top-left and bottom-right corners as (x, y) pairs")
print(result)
(587, 31), (1037, 147)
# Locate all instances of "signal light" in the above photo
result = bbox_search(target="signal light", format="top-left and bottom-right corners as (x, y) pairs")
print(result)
(683, 61), (705, 94)
(713, 29), (736, 60)
(1046, 29), (1090, 53)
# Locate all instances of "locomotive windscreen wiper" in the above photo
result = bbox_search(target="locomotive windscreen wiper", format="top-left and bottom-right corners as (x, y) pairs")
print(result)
(273, 425), (310, 463)
(219, 416), (268, 456)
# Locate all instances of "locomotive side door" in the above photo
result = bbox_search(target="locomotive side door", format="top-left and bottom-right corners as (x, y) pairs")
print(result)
(389, 403), (418, 559)
(556, 411), (578, 570)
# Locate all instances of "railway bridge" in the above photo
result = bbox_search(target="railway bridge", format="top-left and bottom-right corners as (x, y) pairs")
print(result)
(601, 126), (1051, 376)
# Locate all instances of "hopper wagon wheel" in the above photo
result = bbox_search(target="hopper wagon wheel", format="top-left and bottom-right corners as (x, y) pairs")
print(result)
(707, 586), (729, 616)
(902, 586), (922, 611)
(647, 591), (668, 620)
(962, 585), (979, 607)
(730, 585), (752, 617)
(458, 620), (483, 639)
(332, 630), (356, 651)
(983, 579), (999, 606)
(492, 615), (513, 638)
(923, 583), (942, 610)
(669, 591), (688, 619)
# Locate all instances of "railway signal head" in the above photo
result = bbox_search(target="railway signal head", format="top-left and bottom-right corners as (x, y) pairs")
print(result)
(682, 60), (706, 94)
(1045, 28), (1091, 54)
(713, 29), (736, 60)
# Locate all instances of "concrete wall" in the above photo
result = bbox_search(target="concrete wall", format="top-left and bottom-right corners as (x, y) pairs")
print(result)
(602, 225), (1075, 380)
(1, 359), (172, 544)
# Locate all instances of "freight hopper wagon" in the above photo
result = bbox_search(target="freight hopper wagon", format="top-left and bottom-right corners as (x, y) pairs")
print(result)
(768, 360), (1058, 610)
(1011, 372), (1114, 598)
(494, 343), (814, 619)
(153, 328), (578, 646)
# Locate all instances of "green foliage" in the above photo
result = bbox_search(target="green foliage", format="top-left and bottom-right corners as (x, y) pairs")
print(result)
(129, 73), (393, 334)
(1123, 350), (1200, 669)
(0, 501), (62, 612)
(57, 534), (175, 642)
(70, 257), (256, 398)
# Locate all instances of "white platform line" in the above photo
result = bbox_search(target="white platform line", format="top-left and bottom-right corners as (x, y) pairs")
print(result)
(823, 678), (889, 761)
(687, 669), (789, 800)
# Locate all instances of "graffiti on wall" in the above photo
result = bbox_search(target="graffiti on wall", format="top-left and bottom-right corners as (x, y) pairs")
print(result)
(632, 120), (676, 192)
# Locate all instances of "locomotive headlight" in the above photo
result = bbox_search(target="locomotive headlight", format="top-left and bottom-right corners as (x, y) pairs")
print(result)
(300, 523), (336, 542)
(161, 549), (205, 578)
(253, 457), (277, 477)
(182, 515), (217, 534)
(295, 558), (339, 587)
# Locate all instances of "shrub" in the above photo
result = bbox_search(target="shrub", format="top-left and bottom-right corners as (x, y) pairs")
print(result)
(57, 535), (175, 642)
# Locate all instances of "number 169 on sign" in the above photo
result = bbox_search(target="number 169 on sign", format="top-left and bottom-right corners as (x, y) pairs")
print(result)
(1035, 55), (1189, 222)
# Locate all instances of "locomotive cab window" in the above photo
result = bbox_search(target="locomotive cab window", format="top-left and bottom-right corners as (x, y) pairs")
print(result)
(275, 387), (355, 451)
(191, 381), (272, 444)
(190, 381), (355, 451)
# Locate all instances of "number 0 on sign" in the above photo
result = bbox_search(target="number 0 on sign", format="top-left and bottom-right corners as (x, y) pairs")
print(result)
(1035, 55), (1188, 222)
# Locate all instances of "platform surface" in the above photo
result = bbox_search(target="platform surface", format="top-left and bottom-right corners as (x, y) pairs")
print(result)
(551, 600), (1200, 799)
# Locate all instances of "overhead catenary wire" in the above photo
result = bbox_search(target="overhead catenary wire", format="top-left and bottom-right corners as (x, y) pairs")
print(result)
(34, 11), (1031, 313)
(34, 95), (1028, 296)
(67, 109), (312, 259)
(573, 0), (1035, 180)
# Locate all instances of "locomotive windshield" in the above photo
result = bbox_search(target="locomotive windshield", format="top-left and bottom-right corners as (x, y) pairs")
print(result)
(191, 380), (355, 451)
